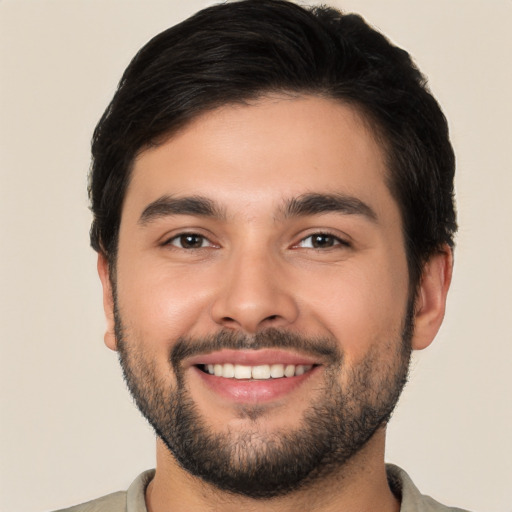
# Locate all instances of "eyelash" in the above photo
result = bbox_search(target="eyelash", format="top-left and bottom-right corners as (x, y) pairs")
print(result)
(296, 232), (350, 250)
(164, 233), (215, 250)
(163, 231), (350, 250)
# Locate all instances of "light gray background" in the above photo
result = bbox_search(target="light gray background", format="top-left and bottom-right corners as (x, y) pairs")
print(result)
(1, 1), (511, 511)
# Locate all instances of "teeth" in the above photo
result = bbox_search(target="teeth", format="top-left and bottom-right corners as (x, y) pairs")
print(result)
(284, 364), (296, 377)
(252, 365), (271, 380)
(203, 363), (313, 379)
(295, 365), (306, 376)
(270, 364), (284, 378)
(234, 364), (252, 379)
(223, 363), (235, 378)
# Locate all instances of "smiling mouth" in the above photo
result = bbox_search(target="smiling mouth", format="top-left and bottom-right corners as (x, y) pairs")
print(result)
(198, 363), (317, 379)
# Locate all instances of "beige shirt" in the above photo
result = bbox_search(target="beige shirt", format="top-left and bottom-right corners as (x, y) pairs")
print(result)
(54, 465), (471, 512)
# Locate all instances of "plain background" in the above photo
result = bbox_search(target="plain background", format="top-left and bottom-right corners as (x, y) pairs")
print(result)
(1, 1), (511, 511)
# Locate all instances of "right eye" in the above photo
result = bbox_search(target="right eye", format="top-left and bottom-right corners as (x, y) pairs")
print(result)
(165, 233), (214, 249)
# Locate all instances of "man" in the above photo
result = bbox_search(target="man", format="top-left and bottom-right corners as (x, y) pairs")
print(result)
(58, 0), (467, 510)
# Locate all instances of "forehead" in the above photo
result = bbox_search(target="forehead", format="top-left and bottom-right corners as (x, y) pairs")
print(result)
(123, 95), (397, 224)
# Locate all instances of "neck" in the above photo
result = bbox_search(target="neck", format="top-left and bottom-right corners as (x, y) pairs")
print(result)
(145, 429), (400, 512)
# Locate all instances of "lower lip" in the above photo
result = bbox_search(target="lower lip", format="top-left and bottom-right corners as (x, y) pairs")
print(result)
(191, 366), (320, 404)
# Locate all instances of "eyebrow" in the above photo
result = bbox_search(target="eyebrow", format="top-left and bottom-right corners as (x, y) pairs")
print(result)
(139, 195), (226, 225)
(138, 192), (377, 226)
(281, 193), (378, 222)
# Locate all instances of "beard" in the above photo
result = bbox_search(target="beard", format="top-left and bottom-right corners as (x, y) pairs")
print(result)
(115, 302), (413, 499)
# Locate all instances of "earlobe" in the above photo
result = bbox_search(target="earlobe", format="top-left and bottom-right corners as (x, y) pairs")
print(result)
(411, 245), (453, 351)
(97, 253), (118, 351)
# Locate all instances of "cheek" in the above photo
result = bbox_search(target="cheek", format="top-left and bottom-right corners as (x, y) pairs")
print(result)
(115, 256), (218, 346)
(300, 256), (409, 363)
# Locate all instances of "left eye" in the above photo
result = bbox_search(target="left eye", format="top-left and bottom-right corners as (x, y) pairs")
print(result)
(297, 233), (347, 249)
(166, 233), (212, 249)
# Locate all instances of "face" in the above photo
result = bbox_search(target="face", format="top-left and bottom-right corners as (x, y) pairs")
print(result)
(104, 96), (417, 497)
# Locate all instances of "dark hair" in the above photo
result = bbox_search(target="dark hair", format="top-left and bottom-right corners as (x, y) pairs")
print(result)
(89, 0), (456, 291)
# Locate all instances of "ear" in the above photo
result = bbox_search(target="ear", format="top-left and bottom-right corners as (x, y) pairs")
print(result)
(411, 245), (453, 351)
(97, 253), (117, 351)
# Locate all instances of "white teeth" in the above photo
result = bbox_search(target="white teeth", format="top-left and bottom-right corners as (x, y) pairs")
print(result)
(295, 365), (306, 376)
(284, 364), (296, 377)
(252, 365), (271, 379)
(203, 363), (314, 379)
(223, 363), (235, 378)
(270, 364), (285, 378)
(234, 365), (252, 379)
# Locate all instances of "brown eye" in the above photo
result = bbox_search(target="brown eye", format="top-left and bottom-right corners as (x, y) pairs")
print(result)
(168, 233), (209, 249)
(297, 233), (348, 249)
(311, 234), (336, 248)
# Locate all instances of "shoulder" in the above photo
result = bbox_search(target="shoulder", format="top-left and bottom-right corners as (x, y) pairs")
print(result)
(386, 464), (473, 512)
(52, 491), (126, 512)
(51, 469), (155, 512)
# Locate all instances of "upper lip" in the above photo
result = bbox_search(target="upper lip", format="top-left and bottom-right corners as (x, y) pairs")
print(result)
(186, 349), (320, 368)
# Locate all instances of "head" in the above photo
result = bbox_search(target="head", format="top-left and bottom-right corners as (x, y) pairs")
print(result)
(91, 0), (456, 500)
(89, 0), (456, 293)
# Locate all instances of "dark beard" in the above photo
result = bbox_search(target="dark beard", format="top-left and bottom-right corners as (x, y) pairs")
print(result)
(115, 310), (413, 499)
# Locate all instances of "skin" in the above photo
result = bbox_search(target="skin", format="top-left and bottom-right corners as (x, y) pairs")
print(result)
(98, 95), (452, 512)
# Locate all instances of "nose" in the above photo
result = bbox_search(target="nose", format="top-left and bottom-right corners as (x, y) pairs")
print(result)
(210, 247), (300, 334)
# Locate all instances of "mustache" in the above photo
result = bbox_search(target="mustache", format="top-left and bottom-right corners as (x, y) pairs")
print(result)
(170, 328), (342, 370)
